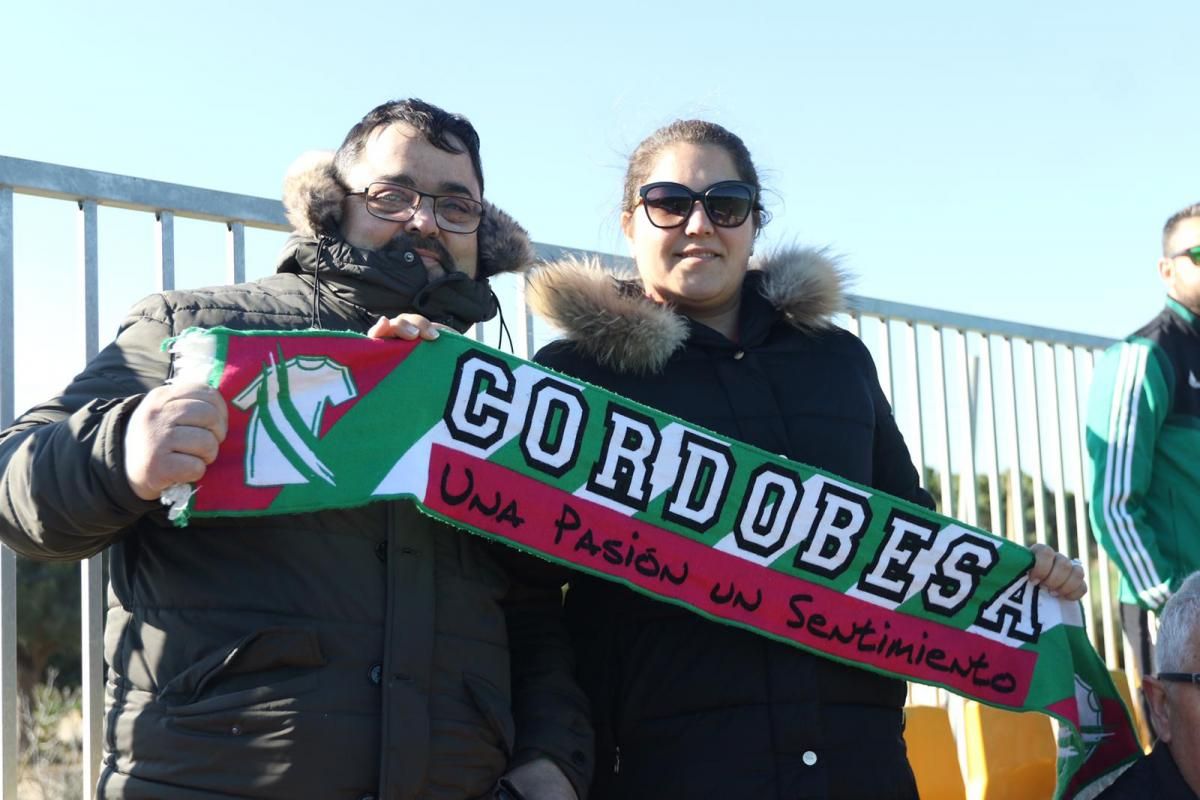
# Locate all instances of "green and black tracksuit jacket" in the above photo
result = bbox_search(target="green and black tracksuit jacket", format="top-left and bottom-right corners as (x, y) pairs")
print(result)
(1086, 297), (1200, 612)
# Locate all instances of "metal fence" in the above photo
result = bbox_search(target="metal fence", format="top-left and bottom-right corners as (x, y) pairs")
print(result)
(0, 156), (1121, 798)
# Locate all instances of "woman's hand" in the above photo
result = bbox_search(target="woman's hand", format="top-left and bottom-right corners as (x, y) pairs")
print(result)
(366, 313), (447, 341)
(1027, 543), (1086, 601)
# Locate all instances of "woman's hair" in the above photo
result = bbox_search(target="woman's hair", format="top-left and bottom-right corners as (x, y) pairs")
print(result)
(622, 119), (769, 231)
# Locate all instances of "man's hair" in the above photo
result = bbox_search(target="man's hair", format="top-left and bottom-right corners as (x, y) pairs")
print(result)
(622, 119), (770, 231)
(1155, 571), (1200, 673)
(1162, 202), (1200, 256)
(334, 98), (484, 196)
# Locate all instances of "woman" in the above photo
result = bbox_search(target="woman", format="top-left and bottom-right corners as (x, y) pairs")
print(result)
(523, 120), (1083, 800)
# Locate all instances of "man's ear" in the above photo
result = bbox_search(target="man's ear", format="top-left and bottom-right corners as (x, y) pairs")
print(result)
(1159, 256), (1175, 289)
(1143, 675), (1172, 743)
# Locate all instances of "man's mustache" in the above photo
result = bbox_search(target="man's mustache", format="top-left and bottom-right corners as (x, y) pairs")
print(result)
(384, 231), (456, 273)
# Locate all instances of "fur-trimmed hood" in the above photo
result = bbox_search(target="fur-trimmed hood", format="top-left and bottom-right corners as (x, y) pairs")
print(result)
(527, 247), (850, 374)
(280, 150), (533, 279)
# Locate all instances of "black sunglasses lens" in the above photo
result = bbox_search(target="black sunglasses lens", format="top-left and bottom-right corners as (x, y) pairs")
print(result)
(643, 185), (695, 225)
(704, 188), (753, 227)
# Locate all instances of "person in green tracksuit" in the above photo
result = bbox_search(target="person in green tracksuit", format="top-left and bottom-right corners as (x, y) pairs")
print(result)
(1086, 200), (1200, 738)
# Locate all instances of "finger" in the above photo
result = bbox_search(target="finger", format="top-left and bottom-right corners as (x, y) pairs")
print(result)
(366, 315), (420, 340)
(1040, 554), (1075, 596)
(148, 384), (227, 429)
(151, 451), (210, 489)
(135, 450), (210, 497)
(392, 313), (440, 341)
(1059, 561), (1088, 601)
(367, 316), (388, 338)
(160, 397), (229, 441)
(1060, 568), (1089, 599)
(1026, 542), (1055, 586)
(156, 382), (224, 405)
(163, 425), (224, 465)
(366, 315), (396, 339)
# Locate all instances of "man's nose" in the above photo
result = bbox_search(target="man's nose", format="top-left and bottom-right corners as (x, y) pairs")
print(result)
(405, 200), (440, 238)
(683, 199), (713, 236)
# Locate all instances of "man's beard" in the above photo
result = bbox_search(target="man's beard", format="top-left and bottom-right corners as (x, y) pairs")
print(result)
(382, 231), (456, 279)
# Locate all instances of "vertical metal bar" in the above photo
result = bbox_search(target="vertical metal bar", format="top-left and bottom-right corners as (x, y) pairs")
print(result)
(0, 545), (13, 800)
(1022, 342), (1049, 545)
(883, 316), (902, 424)
(156, 211), (175, 292)
(877, 319), (894, 406)
(78, 199), (104, 797)
(1002, 338), (1026, 543)
(845, 311), (861, 339)
(81, 556), (103, 796)
(904, 322), (927, 489)
(952, 331), (978, 526)
(0, 187), (12, 427)
(979, 337), (1003, 536)
(226, 222), (245, 284)
(1080, 348), (1120, 666)
(0, 185), (17, 800)
(1060, 346), (1098, 648)
(929, 327), (953, 515)
(514, 275), (535, 359)
(1043, 345), (1070, 554)
(1099, 550), (1119, 668)
(79, 201), (99, 363)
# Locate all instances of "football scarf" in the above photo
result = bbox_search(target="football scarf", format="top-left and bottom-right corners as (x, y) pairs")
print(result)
(167, 326), (1139, 798)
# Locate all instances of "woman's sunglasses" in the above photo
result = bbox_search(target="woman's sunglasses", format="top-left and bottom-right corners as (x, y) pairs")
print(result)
(636, 181), (757, 229)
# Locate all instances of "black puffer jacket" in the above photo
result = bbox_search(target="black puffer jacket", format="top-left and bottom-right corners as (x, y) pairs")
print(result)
(529, 249), (933, 800)
(0, 154), (593, 799)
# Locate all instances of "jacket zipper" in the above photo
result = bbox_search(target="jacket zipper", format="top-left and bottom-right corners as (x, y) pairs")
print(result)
(613, 744), (621, 774)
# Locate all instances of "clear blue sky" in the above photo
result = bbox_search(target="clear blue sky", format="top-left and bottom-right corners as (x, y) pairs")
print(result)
(2, 0), (1198, 391)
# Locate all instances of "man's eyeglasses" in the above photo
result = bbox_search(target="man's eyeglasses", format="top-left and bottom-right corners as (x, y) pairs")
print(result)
(636, 181), (757, 229)
(348, 182), (484, 234)
(1169, 245), (1200, 266)
(1157, 672), (1200, 685)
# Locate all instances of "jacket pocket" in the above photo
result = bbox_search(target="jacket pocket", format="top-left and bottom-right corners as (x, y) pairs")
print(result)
(160, 626), (325, 714)
(464, 671), (516, 757)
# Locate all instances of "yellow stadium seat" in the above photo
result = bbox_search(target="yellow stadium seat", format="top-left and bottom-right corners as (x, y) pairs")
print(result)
(964, 701), (1057, 800)
(903, 705), (966, 800)
(1108, 668), (1152, 753)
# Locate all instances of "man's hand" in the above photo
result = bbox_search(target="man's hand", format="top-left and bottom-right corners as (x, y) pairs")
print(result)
(367, 313), (447, 340)
(1027, 542), (1087, 601)
(123, 383), (228, 501)
(500, 757), (578, 800)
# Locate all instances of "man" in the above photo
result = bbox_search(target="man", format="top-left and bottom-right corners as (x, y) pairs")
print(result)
(0, 99), (592, 799)
(1087, 201), (1200, 732)
(1097, 571), (1200, 799)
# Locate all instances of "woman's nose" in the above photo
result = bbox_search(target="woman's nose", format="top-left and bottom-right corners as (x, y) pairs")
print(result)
(683, 200), (713, 235)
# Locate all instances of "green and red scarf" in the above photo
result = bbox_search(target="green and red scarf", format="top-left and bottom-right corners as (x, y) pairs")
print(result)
(167, 326), (1139, 798)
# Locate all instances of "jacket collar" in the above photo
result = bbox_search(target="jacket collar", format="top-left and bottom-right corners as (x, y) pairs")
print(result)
(527, 247), (849, 374)
(1166, 296), (1200, 330)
